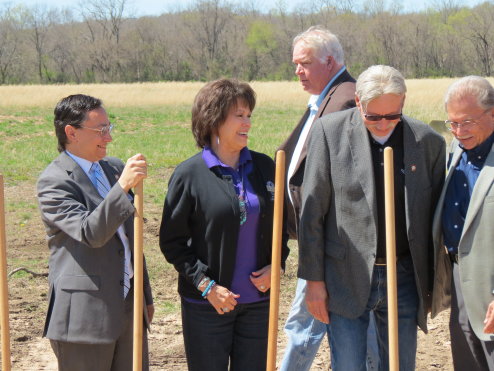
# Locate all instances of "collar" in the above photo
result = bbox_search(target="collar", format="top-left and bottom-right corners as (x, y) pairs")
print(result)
(307, 66), (347, 110)
(368, 121), (403, 146)
(65, 150), (94, 176)
(461, 130), (494, 161)
(202, 146), (252, 170)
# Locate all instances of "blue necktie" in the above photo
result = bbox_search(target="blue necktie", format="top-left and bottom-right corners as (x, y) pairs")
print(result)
(90, 162), (110, 198)
(90, 162), (131, 297)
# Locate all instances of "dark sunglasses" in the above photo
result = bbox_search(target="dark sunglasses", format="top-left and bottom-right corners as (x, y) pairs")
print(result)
(364, 113), (402, 122)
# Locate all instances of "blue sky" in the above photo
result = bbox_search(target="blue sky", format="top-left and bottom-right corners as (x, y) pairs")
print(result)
(0, 0), (484, 16)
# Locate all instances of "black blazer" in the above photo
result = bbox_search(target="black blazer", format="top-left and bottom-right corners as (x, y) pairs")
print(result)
(159, 150), (289, 300)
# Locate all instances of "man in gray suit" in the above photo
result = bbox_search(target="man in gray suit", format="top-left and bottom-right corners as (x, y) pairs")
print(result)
(299, 65), (445, 370)
(431, 76), (494, 370)
(37, 94), (154, 371)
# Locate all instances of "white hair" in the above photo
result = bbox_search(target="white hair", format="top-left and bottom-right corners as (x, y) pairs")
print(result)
(356, 65), (406, 107)
(292, 26), (344, 65)
(444, 75), (494, 110)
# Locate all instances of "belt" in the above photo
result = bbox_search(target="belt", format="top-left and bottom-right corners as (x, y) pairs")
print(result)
(375, 257), (387, 266)
(374, 254), (410, 266)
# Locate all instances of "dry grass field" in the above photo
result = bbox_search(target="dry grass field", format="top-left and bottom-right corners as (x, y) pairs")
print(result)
(0, 79), (462, 370)
(0, 77), (478, 113)
(0, 81), (306, 108)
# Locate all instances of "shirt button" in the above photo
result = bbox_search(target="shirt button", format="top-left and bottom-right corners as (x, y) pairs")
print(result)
(478, 156), (482, 159)
(380, 162), (384, 166)
(454, 202), (459, 206)
(468, 161), (471, 165)
(379, 148), (383, 152)
(454, 225), (458, 229)
(464, 183), (467, 187)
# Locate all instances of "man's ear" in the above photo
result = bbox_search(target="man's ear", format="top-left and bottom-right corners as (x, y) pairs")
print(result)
(489, 106), (494, 120)
(327, 56), (332, 68)
(355, 94), (361, 109)
(64, 125), (77, 144)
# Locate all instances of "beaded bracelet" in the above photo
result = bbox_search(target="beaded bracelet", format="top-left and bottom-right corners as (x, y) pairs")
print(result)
(201, 280), (216, 298)
(197, 276), (209, 290)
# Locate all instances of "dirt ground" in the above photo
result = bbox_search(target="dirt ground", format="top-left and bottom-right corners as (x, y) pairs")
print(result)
(3, 182), (454, 370)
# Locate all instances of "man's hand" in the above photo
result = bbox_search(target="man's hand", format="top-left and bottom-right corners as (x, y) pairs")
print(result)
(118, 153), (147, 192)
(147, 304), (155, 324)
(306, 280), (330, 324)
(483, 300), (494, 333)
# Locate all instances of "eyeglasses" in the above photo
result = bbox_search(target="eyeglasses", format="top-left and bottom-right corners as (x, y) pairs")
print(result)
(80, 124), (114, 136)
(444, 109), (490, 131)
(364, 113), (402, 122)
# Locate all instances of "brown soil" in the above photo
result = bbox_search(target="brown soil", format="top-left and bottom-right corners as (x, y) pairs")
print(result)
(3, 182), (453, 370)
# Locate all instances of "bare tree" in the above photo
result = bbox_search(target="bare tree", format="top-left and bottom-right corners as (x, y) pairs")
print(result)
(181, 0), (233, 79)
(0, 5), (22, 83)
(79, 0), (128, 81)
(0, 0), (491, 83)
(26, 5), (58, 82)
(463, 4), (494, 76)
(80, 0), (127, 43)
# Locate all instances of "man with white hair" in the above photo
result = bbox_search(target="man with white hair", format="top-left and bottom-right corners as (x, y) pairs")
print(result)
(278, 26), (358, 371)
(432, 76), (494, 370)
(299, 65), (445, 370)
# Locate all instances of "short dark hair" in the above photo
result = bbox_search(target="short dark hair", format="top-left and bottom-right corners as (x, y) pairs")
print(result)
(54, 94), (103, 152)
(191, 79), (256, 148)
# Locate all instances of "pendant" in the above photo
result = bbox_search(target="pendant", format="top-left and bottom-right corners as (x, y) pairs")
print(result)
(239, 195), (247, 225)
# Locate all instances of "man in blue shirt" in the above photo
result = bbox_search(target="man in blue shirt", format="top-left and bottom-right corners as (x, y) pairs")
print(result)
(432, 76), (494, 371)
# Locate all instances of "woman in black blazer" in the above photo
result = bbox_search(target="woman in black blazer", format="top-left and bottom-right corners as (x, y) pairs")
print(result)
(159, 79), (289, 371)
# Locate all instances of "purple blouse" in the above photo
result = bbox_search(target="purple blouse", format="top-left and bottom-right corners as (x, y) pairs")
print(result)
(194, 146), (267, 304)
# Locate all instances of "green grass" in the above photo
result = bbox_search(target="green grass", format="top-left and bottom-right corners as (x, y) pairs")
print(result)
(0, 101), (448, 229)
(1, 104), (305, 205)
(7, 257), (46, 279)
(155, 299), (181, 315)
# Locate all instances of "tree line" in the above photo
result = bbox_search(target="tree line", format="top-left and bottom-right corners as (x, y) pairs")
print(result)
(0, 0), (493, 84)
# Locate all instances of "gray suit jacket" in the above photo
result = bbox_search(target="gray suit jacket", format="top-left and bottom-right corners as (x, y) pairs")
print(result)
(432, 139), (494, 341)
(278, 69), (356, 239)
(37, 151), (153, 344)
(298, 108), (445, 332)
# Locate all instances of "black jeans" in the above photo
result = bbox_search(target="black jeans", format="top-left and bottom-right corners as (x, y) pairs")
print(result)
(181, 297), (270, 371)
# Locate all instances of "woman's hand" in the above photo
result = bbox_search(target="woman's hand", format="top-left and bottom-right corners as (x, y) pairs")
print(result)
(206, 284), (240, 315)
(250, 264), (271, 293)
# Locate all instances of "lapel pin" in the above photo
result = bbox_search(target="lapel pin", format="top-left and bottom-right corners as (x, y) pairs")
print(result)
(411, 165), (416, 172)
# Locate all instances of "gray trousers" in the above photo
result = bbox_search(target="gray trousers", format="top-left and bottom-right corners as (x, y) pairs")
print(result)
(50, 288), (149, 371)
(451, 262), (494, 371)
